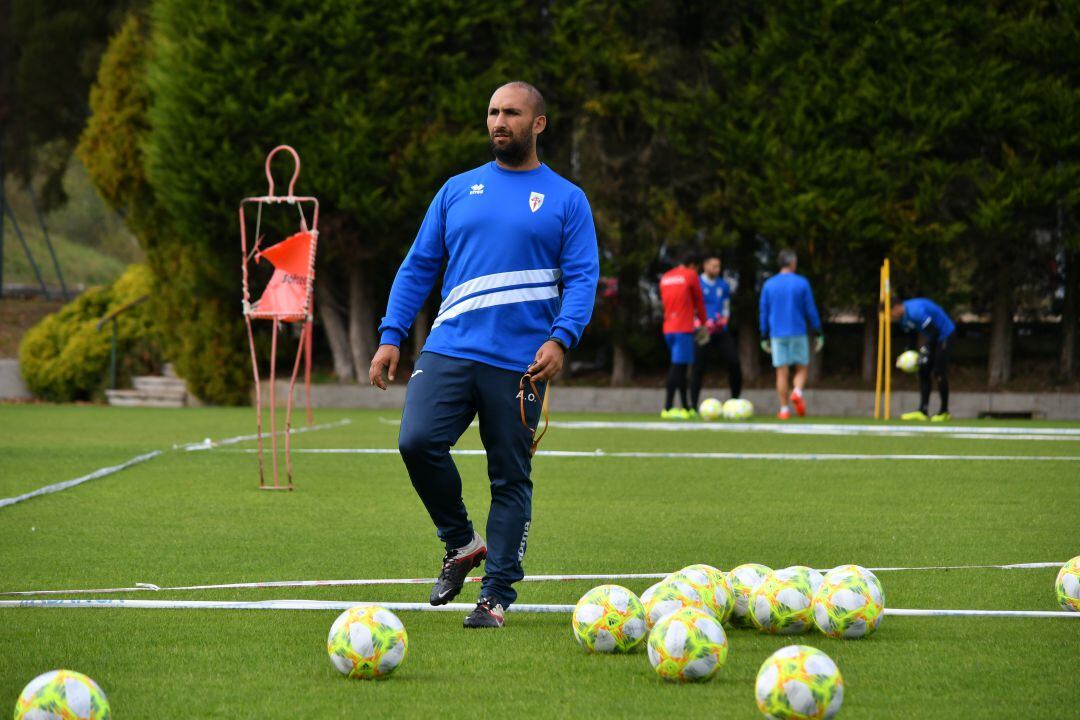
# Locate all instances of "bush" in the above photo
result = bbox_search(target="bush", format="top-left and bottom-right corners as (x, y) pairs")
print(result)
(19, 264), (163, 401)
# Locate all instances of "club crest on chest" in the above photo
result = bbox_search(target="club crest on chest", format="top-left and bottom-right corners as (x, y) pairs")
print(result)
(529, 191), (545, 213)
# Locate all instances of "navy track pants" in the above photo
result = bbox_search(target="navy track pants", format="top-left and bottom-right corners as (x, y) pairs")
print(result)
(398, 351), (545, 608)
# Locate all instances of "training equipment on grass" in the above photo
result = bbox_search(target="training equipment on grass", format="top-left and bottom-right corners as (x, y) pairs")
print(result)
(895, 350), (921, 374)
(327, 605), (408, 679)
(873, 257), (892, 419)
(670, 564), (734, 625)
(813, 564), (885, 638)
(1056, 556), (1080, 612)
(728, 563), (772, 627)
(644, 576), (711, 629)
(698, 398), (722, 421)
(750, 566), (820, 635)
(240, 145), (321, 491)
(722, 398), (754, 420)
(14, 669), (110, 720)
(646, 607), (728, 682)
(755, 645), (843, 719)
(572, 584), (647, 653)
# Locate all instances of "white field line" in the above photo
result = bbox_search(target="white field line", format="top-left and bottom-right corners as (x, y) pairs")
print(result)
(176, 418), (352, 451)
(0, 451), (163, 510)
(223, 447), (1080, 462)
(1, 419), (351, 511)
(1, 598), (1076, 619)
(0, 563), (1064, 597)
(376, 416), (1080, 442)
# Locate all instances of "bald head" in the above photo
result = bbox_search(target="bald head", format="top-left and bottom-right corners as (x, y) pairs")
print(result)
(496, 81), (546, 118)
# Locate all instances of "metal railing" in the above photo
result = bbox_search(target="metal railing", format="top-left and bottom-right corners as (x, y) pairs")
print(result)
(96, 294), (150, 390)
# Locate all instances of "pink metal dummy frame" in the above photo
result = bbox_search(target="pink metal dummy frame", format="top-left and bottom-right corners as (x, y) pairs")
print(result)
(239, 145), (320, 490)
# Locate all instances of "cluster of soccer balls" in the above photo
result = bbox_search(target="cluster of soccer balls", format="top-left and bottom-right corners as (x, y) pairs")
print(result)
(571, 562), (886, 718)
(14, 556), (1080, 717)
(698, 397), (754, 421)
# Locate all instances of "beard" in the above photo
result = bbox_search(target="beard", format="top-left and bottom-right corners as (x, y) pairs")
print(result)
(489, 131), (534, 167)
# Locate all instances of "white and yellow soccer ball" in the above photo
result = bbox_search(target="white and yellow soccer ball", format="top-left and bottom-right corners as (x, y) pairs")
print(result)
(728, 563), (773, 627)
(1056, 556), (1080, 612)
(749, 566), (821, 635)
(723, 398), (754, 421)
(813, 564), (886, 638)
(327, 605), (408, 679)
(670, 564), (735, 625)
(647, 607), (729, 682)
(755, 645), (844, 719)
(644, 576), (711, 629)
(896, 350), (921, 374)
(572, 584), (648, 653)
(14, 670), (110, 720)
(698, 397), (723, 421)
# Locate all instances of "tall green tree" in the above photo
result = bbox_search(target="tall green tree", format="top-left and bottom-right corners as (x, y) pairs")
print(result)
(143, 0), (542, 401)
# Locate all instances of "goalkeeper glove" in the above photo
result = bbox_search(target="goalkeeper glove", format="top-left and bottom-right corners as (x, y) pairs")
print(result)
(760, 337), (772, 353)
(814, 333), (825, 353)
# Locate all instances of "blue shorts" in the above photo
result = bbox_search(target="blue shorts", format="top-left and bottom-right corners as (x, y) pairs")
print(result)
(771, 335), (809, 367)
(665, 333), (696, 364)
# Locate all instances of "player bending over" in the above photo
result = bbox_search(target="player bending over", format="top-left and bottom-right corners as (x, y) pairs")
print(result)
(892, 297), (955, 422)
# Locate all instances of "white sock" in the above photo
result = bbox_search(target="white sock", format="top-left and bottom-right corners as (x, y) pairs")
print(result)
(791, 388), (803, 398)
(780, 405), (790, 413)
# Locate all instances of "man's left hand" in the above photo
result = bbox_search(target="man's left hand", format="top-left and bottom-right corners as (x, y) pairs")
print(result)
(527, 340), (565, 382)
(814, 333), (825, 353)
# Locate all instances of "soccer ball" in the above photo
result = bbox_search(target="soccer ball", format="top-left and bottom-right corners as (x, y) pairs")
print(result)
(812, 564), (886, 638)
(644, 576), (710, 629)
(647, 607), (729, 682)
(640, 580), (662, 608)
(749, 566), (820, 634)
(14, 670), (110, 720)
(896, 350), (921, 373)
(1056, 556), (1080, 612)
(572, 584), (647, 652)
(671, 564), (735, 625)
(327, 605), (408, 679)
(727, 563), (773, 627)
(723, 398), (754, 420)
(699, 397), (723, 421)
(756, 645), (844, 719)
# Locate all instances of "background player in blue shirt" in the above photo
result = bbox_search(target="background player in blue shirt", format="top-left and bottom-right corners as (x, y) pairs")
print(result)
(690, 255), (743, 408)
(759, 249), (823, 419)
(369, 81), (600, 628)
(891, 297), (956, 421)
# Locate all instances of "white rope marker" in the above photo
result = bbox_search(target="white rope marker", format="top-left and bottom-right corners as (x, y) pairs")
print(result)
(0, 563), (1065, 597)
(1, 598), (1077, 619)
(176, 418), (352, 451)
(0, 451), (163, 510)
(244, 447), (1080, 462)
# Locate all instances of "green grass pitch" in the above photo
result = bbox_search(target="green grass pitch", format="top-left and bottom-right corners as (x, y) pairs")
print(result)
(1, 405), (1078, 718)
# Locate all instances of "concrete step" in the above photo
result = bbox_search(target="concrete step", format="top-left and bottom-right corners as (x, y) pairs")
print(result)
(105, 388), (186, 408)
(133, 376), (187, 394)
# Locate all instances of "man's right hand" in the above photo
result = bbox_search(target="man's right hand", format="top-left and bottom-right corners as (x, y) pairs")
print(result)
(760, 338), (772, 354)
(368, 344), (400, 390)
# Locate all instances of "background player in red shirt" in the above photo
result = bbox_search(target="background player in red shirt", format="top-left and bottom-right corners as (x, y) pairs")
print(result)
(659, 252), (707, 419)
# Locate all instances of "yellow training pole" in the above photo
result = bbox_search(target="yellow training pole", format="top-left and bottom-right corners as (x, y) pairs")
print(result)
(874, 263), (885, 419)
(883, 259), (891, 420)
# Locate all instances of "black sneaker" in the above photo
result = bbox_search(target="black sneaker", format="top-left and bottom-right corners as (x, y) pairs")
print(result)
(429, 532), (486, 606)
(463, 596), (505, 628)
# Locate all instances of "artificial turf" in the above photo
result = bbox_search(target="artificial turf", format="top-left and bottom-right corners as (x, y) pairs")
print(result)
(1, 405), (1077, 718)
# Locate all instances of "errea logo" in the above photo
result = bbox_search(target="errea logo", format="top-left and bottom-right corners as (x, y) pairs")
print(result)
(469, 184), (485, 196)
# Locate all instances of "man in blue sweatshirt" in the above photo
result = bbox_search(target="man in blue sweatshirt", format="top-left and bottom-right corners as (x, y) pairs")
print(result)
(891, 298), (955, 421)
(759, 249), (823, 419)
(369, 81), (599, 629)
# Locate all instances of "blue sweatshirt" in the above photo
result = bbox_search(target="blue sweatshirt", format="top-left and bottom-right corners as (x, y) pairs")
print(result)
(699, 274), (731, 324)
(378, 162), (600, 373)
(900, 298), (955, 341)
(759, 272), (821, 338)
